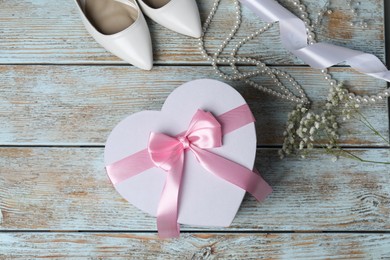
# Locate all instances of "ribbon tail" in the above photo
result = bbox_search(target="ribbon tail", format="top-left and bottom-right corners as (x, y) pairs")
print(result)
(191, 146), (272, 201)
(156, 153), (184, 239)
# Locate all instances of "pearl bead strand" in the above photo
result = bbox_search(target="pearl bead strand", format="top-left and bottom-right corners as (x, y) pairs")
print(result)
(198, 0), (390, 106)
(288, 0), (389, 103)
(198, 0), (310, 104)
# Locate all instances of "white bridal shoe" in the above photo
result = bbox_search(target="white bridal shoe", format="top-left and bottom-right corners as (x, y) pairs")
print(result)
(137, 0), (202, 38)
(74, 0), (153, 70)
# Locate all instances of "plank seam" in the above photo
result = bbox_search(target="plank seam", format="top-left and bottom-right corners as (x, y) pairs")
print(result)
(0, 230), (390, 234)
(0, 145), (389, 149)
(0, 63), (358, 68)
(385, 0), (390, 141)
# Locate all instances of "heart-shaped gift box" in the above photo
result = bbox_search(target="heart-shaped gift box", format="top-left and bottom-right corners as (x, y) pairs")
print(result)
(104, 79), (271, 237)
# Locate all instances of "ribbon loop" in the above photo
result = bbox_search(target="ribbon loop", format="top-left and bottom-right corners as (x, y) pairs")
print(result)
(148, 109), (223, 172)
(148, 133), (183, 172)
(185, 110), (222, 149)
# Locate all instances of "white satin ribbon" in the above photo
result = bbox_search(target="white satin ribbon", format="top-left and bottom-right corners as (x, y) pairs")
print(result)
(239, 0), (390, 82)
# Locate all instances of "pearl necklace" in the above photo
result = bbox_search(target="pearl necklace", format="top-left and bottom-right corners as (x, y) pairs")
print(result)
(198, 0), (309, 104)
(198, 0), (390, 105)
(314, 0), (369, 29)
(290, 0), (389, 103)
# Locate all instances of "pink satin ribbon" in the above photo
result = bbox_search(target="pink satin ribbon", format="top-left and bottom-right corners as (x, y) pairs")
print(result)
(240, 0), (390, 83)
(106, 104), (272, 238)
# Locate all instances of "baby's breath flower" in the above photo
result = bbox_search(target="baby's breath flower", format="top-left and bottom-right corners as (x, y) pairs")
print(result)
(296, 128), (303, 138)
(280, 83), (349, 161)
(278, 149), (284, 159)
(279, 82), (374, 162)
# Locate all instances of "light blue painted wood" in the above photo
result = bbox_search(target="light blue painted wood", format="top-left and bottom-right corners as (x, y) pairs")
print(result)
(0, 65), (387, 146)
(0, 0), (388, 257)
(0, 0), (385, 65)
(0, 147), (389, 231)
(0, 233), (389, 258)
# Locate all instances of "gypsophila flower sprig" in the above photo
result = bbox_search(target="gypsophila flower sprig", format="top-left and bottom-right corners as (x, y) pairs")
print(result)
(280, 82), (390, 164)
(279, 82), (345, 159)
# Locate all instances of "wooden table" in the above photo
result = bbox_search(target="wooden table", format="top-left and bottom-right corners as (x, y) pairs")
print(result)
(1, 0), (389, 258)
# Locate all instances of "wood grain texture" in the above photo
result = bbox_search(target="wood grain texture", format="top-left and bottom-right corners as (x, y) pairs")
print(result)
(0, 232), (390, 259)
(0, 0), (385, 65)
(0, 147), (389, 231)
(0, 65), (388, 146)
(0, 0), (389, 257)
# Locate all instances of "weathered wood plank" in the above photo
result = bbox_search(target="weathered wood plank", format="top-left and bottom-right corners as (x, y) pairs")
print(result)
(0, 65), (388, 146)
(1, 147), (389, 231)
(0, 232), (389, 259)
(0, 0), (387, 257)
(0, 0), (385, 65)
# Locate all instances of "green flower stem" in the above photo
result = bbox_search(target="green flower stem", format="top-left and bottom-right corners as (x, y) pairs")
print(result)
(332, 148), (390, 165)
(354, 110), (390, 144)
(320, 127), (390, 165)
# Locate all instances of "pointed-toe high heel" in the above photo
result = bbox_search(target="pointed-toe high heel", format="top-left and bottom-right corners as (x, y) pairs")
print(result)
(137, 0), (202, 38)
(74, 0), (153, 70)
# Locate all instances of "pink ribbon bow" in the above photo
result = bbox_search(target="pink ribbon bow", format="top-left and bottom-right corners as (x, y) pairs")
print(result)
(148, 109), (271, 238)
(106, 104), (272, 239)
